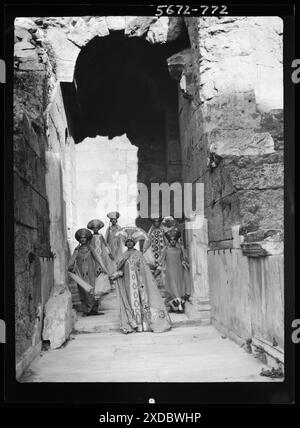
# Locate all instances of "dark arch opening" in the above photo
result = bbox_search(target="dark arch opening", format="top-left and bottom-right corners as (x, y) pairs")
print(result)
(61, 31), (190, 230)
(62, 30), (190, 144)
(75, 33), (169, 142)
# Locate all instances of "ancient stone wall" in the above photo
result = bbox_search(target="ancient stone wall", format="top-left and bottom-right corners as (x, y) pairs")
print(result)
(180, 16), (284, 252)
(177, 17), (284, 359)
(14, 17), (76, 368)
(165, 92), (182, 184)
(45, 82), (73, 287)
(14, 18), (54, 361)
(167, 17), (284, 360)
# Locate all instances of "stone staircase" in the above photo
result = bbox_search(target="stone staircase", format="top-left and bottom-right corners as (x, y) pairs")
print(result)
(73, 290), (210, 334)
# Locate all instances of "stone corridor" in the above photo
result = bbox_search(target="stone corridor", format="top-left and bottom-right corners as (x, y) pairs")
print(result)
(13, 15), (285, 383)
(20, 292), (279, 383)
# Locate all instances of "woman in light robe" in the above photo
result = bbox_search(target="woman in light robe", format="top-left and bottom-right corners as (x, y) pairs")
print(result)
(105, 211), (125, 266)
(68, 228), (108, 315)
(87, 219), (116, 275)
(111, 227), (172, 334)
(156, 229), (192, 313)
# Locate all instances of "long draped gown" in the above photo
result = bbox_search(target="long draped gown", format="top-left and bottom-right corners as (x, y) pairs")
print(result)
(115, 249), (172, 334)
(90, 233), (116, 275)
(143, 225), (168, 297)
(105, 225), (125, 269)
(159, 245), (192, 303)
(143, 226), (167, 267)
(68, 245), (104, 313)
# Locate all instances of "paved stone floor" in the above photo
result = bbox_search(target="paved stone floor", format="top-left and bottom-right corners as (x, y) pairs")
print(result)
(20, 292), (281, 383)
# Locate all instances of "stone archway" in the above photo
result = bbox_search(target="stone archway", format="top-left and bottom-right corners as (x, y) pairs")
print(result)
(35, 16), (189, 82)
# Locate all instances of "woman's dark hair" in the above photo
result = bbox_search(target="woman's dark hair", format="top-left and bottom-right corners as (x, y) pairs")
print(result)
(125, 238), (135, 246)
(165, 229), (181, 242)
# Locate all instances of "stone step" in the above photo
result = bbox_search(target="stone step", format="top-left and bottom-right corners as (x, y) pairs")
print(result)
(72, 291), (211, 334)
(196, 303), (211, 311)
(73, 312), (210, 334)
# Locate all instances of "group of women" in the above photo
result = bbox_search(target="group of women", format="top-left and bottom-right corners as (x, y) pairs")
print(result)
(68, 212), (192, 334)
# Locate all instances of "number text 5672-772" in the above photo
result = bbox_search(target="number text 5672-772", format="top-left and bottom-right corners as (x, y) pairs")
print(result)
(155, 5), (228, 17)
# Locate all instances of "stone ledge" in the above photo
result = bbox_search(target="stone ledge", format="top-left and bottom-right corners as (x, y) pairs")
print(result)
(251, 336), (284, 365)
(241, 242), (271, 257)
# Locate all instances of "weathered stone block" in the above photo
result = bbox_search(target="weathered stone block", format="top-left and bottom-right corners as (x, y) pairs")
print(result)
(209, 130), (275, 158)
(146, 17), (184, 44)
(125, 16), (157, 37)
(15, 49), (38, 62)
(15, 229), (40, 361)
(42, 285), (74, 349)
(19, 60), (45, 71)
(227, 159), (283, 190)
(238, 188), (283, 232)
(14, 71), (47, 121)
(205, 91), (259, 131)
(241, 242), (270, 257)
(15, 26), (32, 41)
(67, 17), (97, 47)
(14, 17), (36, 31)
(205, 160), (236, 209)
(14, 134), (47, 199)
(89, 17), (109, 37)
(45, 28), (80, 82)
(14, 174), (37, 228)
(105, 16), (125, 32)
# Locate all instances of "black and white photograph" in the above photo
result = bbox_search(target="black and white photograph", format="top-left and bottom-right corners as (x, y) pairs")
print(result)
(3, 2), (296, 406)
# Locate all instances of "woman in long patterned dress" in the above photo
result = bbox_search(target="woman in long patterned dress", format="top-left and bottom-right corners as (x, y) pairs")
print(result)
(143, 218), (167, 296)
(68, 228), (108, 315)
(143, 218), (167, 266)
(111, 227), (172, 334)
(156, 229), (192, 313)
